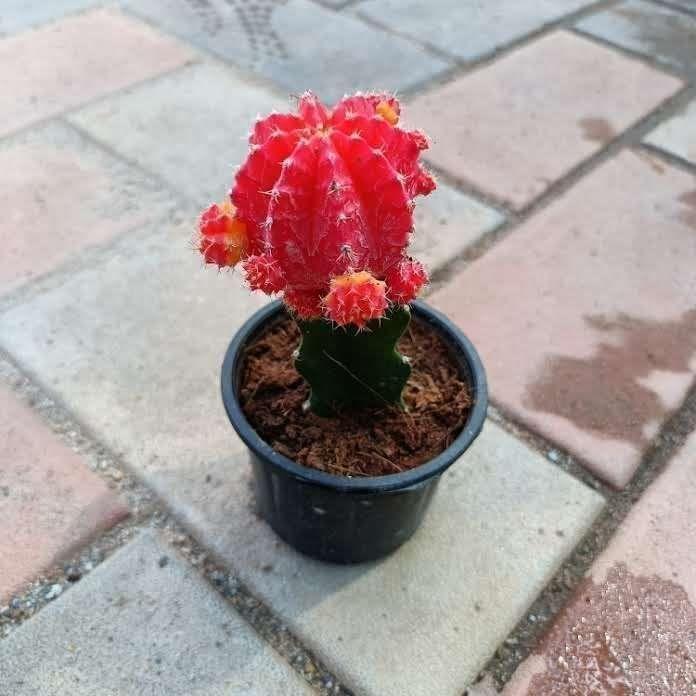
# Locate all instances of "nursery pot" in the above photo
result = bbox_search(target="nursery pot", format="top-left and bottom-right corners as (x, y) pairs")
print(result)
(221, 300), (488, 564)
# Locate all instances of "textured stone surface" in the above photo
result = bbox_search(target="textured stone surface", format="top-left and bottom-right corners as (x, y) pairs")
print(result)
(407, 31), (682, 209)
(0, 0), (99, 35)
(123, 0), (451, 104)
(0, 121), (173, 296)
(0, 8), (193, 137)
(411, 183), (503, 271)
(503, 428), (696, 695)
(0, 219), (268, 499)
(645, 98), (696, 166)
(70, 62), (285, 205)
(0, 384), (128, 603)
(0, 220), (603, 694)
(170, 422), (603, 696)
(357, 0), (591, 61)
(0, 531), (312, 695)
(577, 0), (696, 74)
(431, 150), (696, 489)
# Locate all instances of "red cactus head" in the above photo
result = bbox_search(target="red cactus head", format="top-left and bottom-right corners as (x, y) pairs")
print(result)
(323, 271), (388, 328)
(198, 91), (435, 325)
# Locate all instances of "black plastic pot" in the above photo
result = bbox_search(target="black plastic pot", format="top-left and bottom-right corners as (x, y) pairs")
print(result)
(221, 300), (488, 564)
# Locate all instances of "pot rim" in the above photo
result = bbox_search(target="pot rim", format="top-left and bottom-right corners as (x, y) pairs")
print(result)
(221, 299), (488, 494)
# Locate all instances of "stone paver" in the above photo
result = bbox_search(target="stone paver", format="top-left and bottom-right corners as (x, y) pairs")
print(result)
(0, 0), (98, 35)
(357, 0), (591, 61)
(0, 220), (603, 694)
(577, 0), (696, 74)
(0, 121), (173, 296)
(431, 150), (696, 489)
(412, 183), (504, 271)
(0, 530), (312, 695)
(0, 219), (268, 500)
(70, 62), (286, 205)
(666, 0), (696, 12)
(645, 98), (696, 166)
(0, 384), (128, 603)
(503, 427), (696, 695)
(0, 8), (193, 137)
(123, 0), (451, 104)
(407, 31), (682, 209)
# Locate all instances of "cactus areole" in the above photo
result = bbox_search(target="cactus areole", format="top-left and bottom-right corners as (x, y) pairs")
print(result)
(199, 91), (437, 415)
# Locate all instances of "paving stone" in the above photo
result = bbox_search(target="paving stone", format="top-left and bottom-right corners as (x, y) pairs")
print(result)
(122, 0), (451, 104)
(0, 222), (603, 693)
(431, 150), (696, 489)
(503, 428), (696, 695)
(357, 0), (591, 61)
(645, 98), (696, 166)
(0, 384), (128, 603)
(0, 530), (312, 695)
(411, 183), (504, 271)
(0, 8), (193, 137)
(577, 0), (696, 74)
(0, 0), (99, 35)
(169, 422), (603, 696)
(0, 121), (174, 297)
(407, 31), (682, 209)
(665, 0), (696, 12)
(70, 62), (286, 205)
(0, 219), (268, 501)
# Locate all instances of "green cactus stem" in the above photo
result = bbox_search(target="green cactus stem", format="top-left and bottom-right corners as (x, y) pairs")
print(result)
(294, 305), (412, 416)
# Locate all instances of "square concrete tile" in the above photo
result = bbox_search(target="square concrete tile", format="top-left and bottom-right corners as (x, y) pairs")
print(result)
(0, 383), (128, 603)
(162, 422), (603, 696)
(431, 150), (696, 489)
(577, 0), (696, 75)
(0, 221), (603, 694)
(70, 62), (286, 205)
(645, 98), (696, 166)
(407, 31), (682, 210)
(503, 428), (696, 695)
(0, 0), (99, 35)
(411, 183), (504, 272)
(0, 121), (174, 297)
(0, 8), (193, 137)
(357, 0), (591, 61)
(122, 0), (451, 104)
(0, 218), (268, 497)
(0, 531), (312, 695)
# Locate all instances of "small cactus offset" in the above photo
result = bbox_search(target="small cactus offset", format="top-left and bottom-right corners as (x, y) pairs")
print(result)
(198, 91), (436, 414)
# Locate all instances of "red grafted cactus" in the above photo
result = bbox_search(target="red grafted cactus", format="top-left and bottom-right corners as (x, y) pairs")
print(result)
(198, 91), (434, 326)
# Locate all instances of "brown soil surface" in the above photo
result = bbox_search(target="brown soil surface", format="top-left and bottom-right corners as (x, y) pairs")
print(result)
(239, 316), (471, 477)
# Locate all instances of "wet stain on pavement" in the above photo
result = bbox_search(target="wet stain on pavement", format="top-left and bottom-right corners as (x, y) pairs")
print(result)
(579, 117), (616, 144)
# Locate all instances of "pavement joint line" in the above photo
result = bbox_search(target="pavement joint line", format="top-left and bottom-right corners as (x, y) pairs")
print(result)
(0, 54), (200, 144)
(425, 81), (696, 295)
(310, 0), (364, 10)
(570, 24), (695, 82)
(385, 0), (623, 99)
(646, 0), (696, 17)
(639, 140), (696, 177)
(480, 380), (696, 689)
(0, 352), (351, 696)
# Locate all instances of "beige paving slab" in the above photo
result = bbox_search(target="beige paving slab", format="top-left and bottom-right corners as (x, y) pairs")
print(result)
(406, 31), (682, 209)
(0, 8), (193, 137)
(0, 383), (128, 603)
(0, 121), (173, 296)
(431, 149), (696, 489)
(645, 98), (696, 166)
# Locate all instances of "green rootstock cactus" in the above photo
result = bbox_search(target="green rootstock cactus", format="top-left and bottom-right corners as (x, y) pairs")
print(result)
(197, 91), (436, 414)
(295, 305), (411, 416)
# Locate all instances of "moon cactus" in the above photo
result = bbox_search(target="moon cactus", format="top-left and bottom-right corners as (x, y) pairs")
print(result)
(198, 91), (436, 414)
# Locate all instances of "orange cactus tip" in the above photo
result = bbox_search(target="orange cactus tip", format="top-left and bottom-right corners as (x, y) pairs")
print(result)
(243, 254), (285, 294)
(198, 200), (248, 268)
(323, 271), (388, 328)
(385, 258), (428, 304)
(284, 288), (324, 320)
(376, 99), (399, 125)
